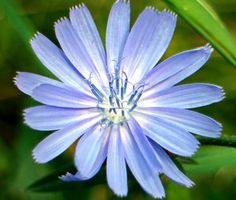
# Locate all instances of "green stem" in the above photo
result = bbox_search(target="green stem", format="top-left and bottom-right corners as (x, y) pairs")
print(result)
(198, 135), (236, 148)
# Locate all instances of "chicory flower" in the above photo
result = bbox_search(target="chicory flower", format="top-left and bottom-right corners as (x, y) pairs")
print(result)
(15, 0), (224, 198)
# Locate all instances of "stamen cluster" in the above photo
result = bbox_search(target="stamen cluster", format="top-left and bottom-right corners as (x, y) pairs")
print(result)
(87, 72), (144, 125)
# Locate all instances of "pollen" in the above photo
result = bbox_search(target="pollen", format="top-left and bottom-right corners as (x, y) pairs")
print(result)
(99, 100), (132, 124)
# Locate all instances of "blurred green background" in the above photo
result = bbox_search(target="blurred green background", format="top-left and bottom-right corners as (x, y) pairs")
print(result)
(0, 0), (236, 199)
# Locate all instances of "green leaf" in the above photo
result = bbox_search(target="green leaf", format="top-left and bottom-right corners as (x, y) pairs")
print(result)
(0, 0), (34, 44)
(0, 0), (42, 72)
(198, 135), (236, 148)
(163, 0), (236, 67)
(9, 126), (63, 200)
(28, 165), (142, 195)
(27, 164), (75, 192)
(28, 166), (107, 192)
(183, 146), (236, 175)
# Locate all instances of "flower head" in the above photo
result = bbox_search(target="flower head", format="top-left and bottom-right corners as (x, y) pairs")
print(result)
(15, 0), (224, 198)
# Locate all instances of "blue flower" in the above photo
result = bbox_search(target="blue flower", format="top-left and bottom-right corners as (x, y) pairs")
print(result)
(15, 0), (224, 198)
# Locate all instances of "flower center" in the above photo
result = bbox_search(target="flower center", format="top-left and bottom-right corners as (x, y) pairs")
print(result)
(87, 72), (144, 125)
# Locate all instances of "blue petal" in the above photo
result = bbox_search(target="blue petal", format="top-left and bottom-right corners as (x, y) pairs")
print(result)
(127, 116), (162, 172)
(54, 18), (104, 89)
(14, 72), (63, 96)
(136, 107), (222, 138)
(31, 84), (97, 108)
(74, 126), (110, 178)
(60, 172), (83, 182)
(106, 0), (130, 75)
(120, 123), (165, 198)
(30, 33), (87, 90)
(33, 117), (101, 163)
(141, 83), (224, 109)
(69, 4), (108, 85)
(107, 125), (127, 197)
(150, 140), (194, 187)
(133, 112), (199, 157)
(24, 106), (99, 131)
(121, 8), (176, 84)
(142, 44), (213, 93)
(60, 171), (89, 182)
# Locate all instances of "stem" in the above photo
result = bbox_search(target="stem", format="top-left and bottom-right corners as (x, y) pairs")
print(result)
(198, 135), (236, 148)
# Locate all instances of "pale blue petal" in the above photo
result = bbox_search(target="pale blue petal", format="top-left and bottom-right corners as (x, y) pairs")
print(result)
(106, 0), (130, 75)
(127, 116), (162, 172)
(136, 107), (222, 138)
(24, 106), (99, 131)
(69, 4), (108, 85)
(33, 117), (101, 163)
(14, 72), (63, 96)
(150, 140), (194, 187)
(74, 126), (110, 178)
(60, 171), (89, 182)
(142, 44), (212, 93)
(133, 112), (199, 157)
(121, 8), (176, 84)
(120, 123), (165, 198)
(59, 172), (83, 182)
(30, 33), (87, 90)
(107, 125), (127, 197)
(54, 18), (104, 88)
(31, 84), (97, 108)
(141, 83), (224, 109)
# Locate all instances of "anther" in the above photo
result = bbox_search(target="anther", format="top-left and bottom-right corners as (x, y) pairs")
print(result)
(109, 84), (113, 95)
(90, 83), (104, 102)
(109, 95), (113, 113)
(115, 67), (120, 95)
(121, 87), (124, 100)
(86, 73), (104, 102)
(111, 88), (121, 108)
(122, 71), (128, 95)
(91, 88), (103, 102)
(100, 118), (111, 127)
(122, 109), (125, 116)
(132, 85), (144, 104)
(129, 103), (137, 112)
(115, 78), (119, 95)
(109, 95), (113, 105)
(128, 84), (144, 105)
(115, 96), (121, 108)
(109, 95), (117, 114)
(128, 91), (138, 105)
(92, 83), (104, 96)
(133, 91), (143, 105)
(113, 108), (117, 114)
